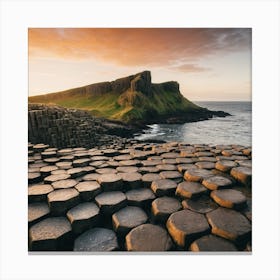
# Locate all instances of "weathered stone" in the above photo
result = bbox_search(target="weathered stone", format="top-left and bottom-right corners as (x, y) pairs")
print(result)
(28, 202), (50, 226)
(152, 196), (182, 223)
(74, 228), (118, 251)
(112, 206), (148, 235)
(73, 152), (90, 159)
(116, 166), (138, 173)
(176, 158), (195, 164)
(167, 210), (210, 248)
(202, 175), (233, 190)
(242, 148), (251, 156)
(242, 198), (252, 221)
(57, 148), (73, 156)
(119, 160), (141, 167)
(142, 159), (162, 166)
(189, 235), (237, 251)
(47, 188), (80, 215)
(210, 189), (247, 209)
(156, 164), (177, 171)
(28, 172), (42, 184)
(82, 173), (100, 181)
(206, 207), (251, 243)
(60, 155), (75, 161)
(67, 202), (100, 234)
(138, 166), (159, 174)
(236, 160), (252, 168)
(51, 169), (67, 175)
(40, 165), (58, 177)
(142, 173), (162, 187)
(95, 168), (117, 175)
(120, 172), (143, 189)
(95, 191), (126, 214)
(150, 179), (177, 196)
(103, 149), (120, 157)
(162, 158), (177, 164)
(195, 151), (213, 157)
(177, 164), (197, 173)
(161, 152), (181, 159)
(184, 168), (213, 182)
(56, 161), (73, 170)
(114, 154), (132, 161)
(89, 160), (106, 168)
(44, 173), (71, 184)
(97, 173), (123, 191)
(41, 151), (57, 159)
(215, 160), (238, 172)
(126, 224), (173, 251)
(125, 188), (155, 207)
(182, 195), (218, 214)
(195, 161), (216, 169)
(159, 171), (183, 182)
(29, 217), (72, 251)
(67, 168), (87, 178)
(52, 179), (78, 189)
(73, 158), (90, 168)
(230, 167), (252, 186)
(107, 161), (120, 167)
(28, 184), (54, 202)
(176, 181), (208, 199)
(197, 157), (217, 162)
(75, 181), (101, 201)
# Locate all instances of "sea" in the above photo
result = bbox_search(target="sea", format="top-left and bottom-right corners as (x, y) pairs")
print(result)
(135, 101), (252, 147)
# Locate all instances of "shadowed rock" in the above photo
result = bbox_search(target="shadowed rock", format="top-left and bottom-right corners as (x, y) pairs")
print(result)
(184, 169), (213, 182)
(210, 189), (247, 209)
(230, 167), (252, 186)
(189, 235), (238, 251)
(67, 202), (100, 234)
(28, 184), (54, 202)
(28, 172), (42, 184)
(159, 171), (183, 182)
(195, 161), (216, 169)
(28, 202), (50, 226)
(29, 217), (72, 251)
(215, 160), (238, 172)
(126, 224), (173, 251)
(75, 181), (101, 201)
(182, 195), (218, 214)
(166, 209), (210, 248)
(74, 228), (118, 251)
(206, 207), (251, 243)
(112, 206), (148, 235)
(125, 188), (155, 207)
(95, 191), (127, 215)
(142, 173), (162, 187)
(150, 179), (177, 197)
(97, 174), (123, 191)
(176, 181), (208, 199)
(120, 172), (143, 189)
(47, 188), (80, 215)
(151, 196), (182, 223)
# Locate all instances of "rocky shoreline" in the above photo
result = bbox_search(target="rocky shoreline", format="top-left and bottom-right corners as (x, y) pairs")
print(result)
(28, 141), (252, 252)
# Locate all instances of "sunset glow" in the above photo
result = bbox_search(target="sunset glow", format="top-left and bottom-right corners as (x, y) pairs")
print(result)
(29, 28), (251, 101)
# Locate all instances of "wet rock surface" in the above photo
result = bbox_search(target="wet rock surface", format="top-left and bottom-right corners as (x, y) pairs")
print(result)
(28, 141), (252, 252)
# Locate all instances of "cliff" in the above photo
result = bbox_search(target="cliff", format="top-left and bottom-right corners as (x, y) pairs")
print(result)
(28, 71), (229, 124)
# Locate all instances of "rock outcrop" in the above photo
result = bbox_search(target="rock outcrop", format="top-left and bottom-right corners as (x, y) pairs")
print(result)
(28, 71), (230, 124)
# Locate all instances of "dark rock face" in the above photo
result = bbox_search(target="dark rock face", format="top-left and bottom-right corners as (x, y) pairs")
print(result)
(28, 103), (139, 149)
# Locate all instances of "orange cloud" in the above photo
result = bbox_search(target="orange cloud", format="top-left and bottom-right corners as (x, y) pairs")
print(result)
(29, 28), (251, 70)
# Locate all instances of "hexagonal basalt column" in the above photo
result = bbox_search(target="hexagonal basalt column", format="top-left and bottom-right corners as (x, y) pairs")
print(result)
(210, 189), (247, 210)
(206, 207), (251, 243)
(97, 174), (123, 191)
(52, 179), (78, 189)
(120, 172), (143, 189)
(125, 224), (173, 251)
(95, 191), (127, 215)
(150, 179), (177, 197)
(44, 173), (71, 184)
(47, 188), (80, 215)
(159, 171), (183, 183)
(125, 188), (155, 208)
(166, 209), (210, 248)
(195, 161), (216, 170)
(202, 175), (233, 190)
(28, 172), (42, 184)
(112, 206), (148, 235)
(95, 168), (117, 175)
(67, 168), (87, 178)
(189, 235), (237, 252)
(142, 173), (162, 187)
(184, 169), (213, 182)
(28, 202), (50, 226)
(66, 202), (100, 234)
(176, 181), (208, 199)
(28, 184), (54, 202)
(230, 167), (252, 186)
(29, 217), (72, 251)
(151, 196), (182, 223)
(215, 160), (237, 172)
(74, 228), (119, 251)
(75, 181), (101, 201)
(73, 158), (90, 168)
(182, 195), (218, 214)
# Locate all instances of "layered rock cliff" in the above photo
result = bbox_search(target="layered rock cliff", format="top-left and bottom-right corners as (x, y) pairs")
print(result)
(29, 71), (229, 124)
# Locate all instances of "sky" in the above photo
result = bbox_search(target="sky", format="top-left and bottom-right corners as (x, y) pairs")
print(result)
(28, 28), (251, 101)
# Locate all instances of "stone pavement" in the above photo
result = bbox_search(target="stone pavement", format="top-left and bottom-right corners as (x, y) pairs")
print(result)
(28, 141), (252, 252)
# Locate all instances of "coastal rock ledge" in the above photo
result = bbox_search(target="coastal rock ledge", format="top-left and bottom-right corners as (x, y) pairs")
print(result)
(28, 141), (251, 252)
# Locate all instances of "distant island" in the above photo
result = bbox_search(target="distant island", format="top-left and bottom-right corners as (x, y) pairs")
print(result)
(28, 71), (230, 125)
